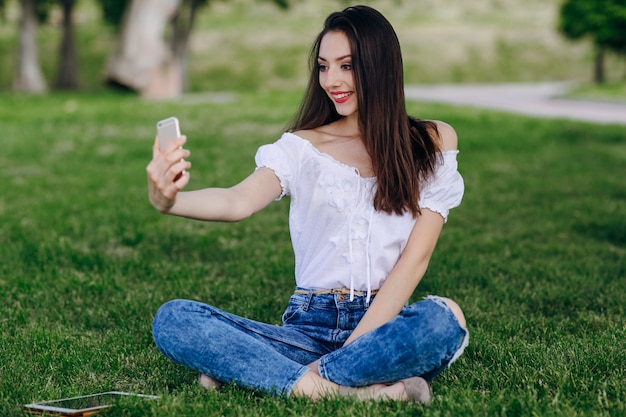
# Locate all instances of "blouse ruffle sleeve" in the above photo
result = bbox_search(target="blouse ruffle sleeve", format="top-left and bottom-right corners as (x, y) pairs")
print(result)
(418, 150), (464, 222)
(254, 134), (300, 200)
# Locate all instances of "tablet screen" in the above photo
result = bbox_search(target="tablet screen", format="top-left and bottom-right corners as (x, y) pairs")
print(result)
(24, 391), (159, 416)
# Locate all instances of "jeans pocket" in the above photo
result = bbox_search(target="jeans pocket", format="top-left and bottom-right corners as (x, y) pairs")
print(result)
(282, 293), (311, 325)
(281, 304), (303, 324)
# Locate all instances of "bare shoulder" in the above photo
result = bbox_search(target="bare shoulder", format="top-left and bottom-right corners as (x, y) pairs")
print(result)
(292, 125), (341, 147)
(291, 128), (324, 146)
(432, 120), (458, 151)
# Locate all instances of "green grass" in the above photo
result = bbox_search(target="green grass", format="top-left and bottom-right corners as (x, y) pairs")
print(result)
(1, 90), (625, 416)
(564, 82), (626, 102)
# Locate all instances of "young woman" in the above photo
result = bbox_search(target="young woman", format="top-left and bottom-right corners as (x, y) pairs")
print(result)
(147, 5), (468, 404)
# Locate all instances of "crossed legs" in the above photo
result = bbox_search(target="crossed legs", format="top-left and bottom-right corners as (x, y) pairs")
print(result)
(155, 296), (467, 404)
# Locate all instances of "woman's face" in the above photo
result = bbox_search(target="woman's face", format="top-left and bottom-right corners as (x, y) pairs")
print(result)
(318, 31), (357, 119)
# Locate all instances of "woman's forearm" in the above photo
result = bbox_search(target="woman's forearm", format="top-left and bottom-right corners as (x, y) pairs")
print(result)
(163, 167), (283, 222)
(166, 188), (252, 222)
(343, 262), (428, 346)
(343, 209), (444, 346)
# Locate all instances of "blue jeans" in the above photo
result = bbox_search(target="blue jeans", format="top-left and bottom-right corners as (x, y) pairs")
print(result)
(152, 290), (468, 397)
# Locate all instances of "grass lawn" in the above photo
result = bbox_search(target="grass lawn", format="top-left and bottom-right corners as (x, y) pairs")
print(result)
(1, 90), (625, 416)
(564, 82), (626, 103)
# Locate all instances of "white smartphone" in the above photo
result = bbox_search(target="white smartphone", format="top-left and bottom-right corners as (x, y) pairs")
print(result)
(156, 116), (181, 149)
(24, 391), (159, 416)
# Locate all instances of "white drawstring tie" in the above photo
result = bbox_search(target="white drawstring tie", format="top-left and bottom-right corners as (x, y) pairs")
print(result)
(348, 170), (374, 304)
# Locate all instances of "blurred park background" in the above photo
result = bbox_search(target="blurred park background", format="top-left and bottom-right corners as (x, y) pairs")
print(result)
(1, 1), (625, 416)
(2, 0), (626, 97)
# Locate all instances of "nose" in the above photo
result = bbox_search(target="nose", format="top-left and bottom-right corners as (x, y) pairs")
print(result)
(322, 66), (341, 89)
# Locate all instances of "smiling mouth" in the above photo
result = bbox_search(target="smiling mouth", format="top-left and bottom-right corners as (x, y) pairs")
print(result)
(332, 92), (353, 103)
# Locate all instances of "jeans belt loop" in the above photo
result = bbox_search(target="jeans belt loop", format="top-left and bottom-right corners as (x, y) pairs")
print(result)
(302, 289), (313, 311)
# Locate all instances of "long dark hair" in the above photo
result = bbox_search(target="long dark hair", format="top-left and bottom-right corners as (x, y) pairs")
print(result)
(288, 5), (441, 217)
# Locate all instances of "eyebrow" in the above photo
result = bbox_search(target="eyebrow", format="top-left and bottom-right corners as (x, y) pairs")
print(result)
(317, 54), (352, 62)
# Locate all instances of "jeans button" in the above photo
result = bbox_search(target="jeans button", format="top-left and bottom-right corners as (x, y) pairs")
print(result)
(338, 295), (345, 301)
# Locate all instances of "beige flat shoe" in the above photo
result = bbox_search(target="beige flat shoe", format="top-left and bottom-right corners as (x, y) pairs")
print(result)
(401, 376), (433, 405)
(198, 373), (222, 391)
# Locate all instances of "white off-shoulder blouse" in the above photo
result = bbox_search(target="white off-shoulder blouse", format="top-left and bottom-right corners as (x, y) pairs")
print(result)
(255, 132), (464, 302)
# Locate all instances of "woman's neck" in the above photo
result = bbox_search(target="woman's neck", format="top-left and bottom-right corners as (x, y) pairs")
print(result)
(331, 114), (360, 138)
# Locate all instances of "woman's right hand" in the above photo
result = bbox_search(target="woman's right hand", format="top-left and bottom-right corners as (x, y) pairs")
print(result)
(146, 135), (191, 213)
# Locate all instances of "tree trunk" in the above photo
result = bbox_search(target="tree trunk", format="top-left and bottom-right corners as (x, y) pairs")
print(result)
(55, 0), (79, 90)
(13, 0), (47, 93)
(593, 45), (605, 84)
(171, 0), (202, 92)
(104, 0), (182, 98)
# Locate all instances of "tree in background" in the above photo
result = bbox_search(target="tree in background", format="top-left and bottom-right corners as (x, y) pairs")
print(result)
(558, 0), (626, 84)
(7, 0), (291, 96)
(170, 0), (209, 92)
(99, 0), (127, 26)
(103, 0), (183, 98)
(103, 0), (289, 98)
(55, 0), (79, 89)
(13, 0), (48, 92)
(9, 0), (79, 92)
